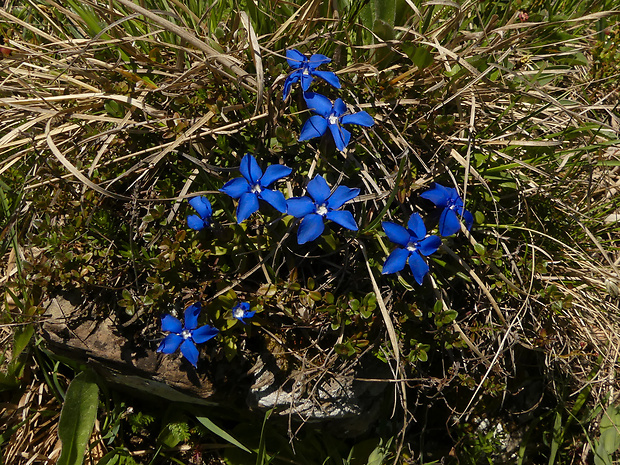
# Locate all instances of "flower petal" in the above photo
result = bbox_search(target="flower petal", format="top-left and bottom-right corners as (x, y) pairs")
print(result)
(283, 71), (300, 100)
(408, 252), (430, 285)
(301, 72), (314, 91)
(306, 175), (331, 204)
(308, 53), (330, 69)
(192, 325), (219, 343)
(239, 154), (263, 184)
(463, 210), (474, 231)
(220, 177), (249, 199)
(333, 98), (347, 117)
(187, 214), (207, 231)
(326, 186), (359, 209)
(184, 302), (201, 330)
(157, 333), (183, 354)
(328, 123), (351, 152)
(286, 49), (306, 69)
(450, 189), (464, 209)
(439, 208), (461, 237)
(161, 314), (183, 333)
(419, 235), (441, 256)
(287, 197), (316, 218)
(407, 213), (427, 240)
(260, 164), (292, 187)
(236, 192), (259, 223)
(180, 339), (199, 367)
(259, 189), (287, 213)
(189, 196), (212, 219)
(419, 183), (451, 207)
(341, 111), (374, 127)
(382, 248), (409, 274)
(303, 92), (333, 117)
(326, 210), (358, 231)
(297, 213), (325, 244)
(382, 222), (411, 247)
(311, 70), (341, 89)
(298, 115), (328, 141)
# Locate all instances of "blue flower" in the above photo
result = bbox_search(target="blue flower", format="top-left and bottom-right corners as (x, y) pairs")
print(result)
(287, 175), (360, 244)
(420, 183), (474, 237)
(157, 302), (219, 367)
(220, 154), (292, 223)
(298, 92), (374, 152)
(283, 49), (341, 100)
(232, 302), (255, 324)
(381, 213), (442, 285)
(187, 196), (212, 231)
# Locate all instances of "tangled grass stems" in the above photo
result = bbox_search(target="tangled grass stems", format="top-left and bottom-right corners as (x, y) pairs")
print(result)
(1, 0), (620, 463)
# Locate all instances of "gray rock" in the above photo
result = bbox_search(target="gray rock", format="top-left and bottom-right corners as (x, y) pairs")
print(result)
(41, 294), (215, 405)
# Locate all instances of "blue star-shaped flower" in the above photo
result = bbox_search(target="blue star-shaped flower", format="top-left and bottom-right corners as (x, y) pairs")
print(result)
(283, 49), (341, 100)
(232, 302), (255, 324)
(287, 175), (360, 244)
(298, 92), (374, 152)
(157, 302), (219, 367)
(420, 183), (474, 237)
(187, 196), (212, 231)
(381, 213), (442, 285)
(220, 154), (292, 223)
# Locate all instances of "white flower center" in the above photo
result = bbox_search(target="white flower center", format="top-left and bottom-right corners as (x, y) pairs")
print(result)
(316, 204), (329, 216)
(328, 115), (339, 125)
(181, 329), (191, 340)
(251, 183), (262, 194)
(406, 241), (418, 253)
(233, 307), (245, 319)
(302, 68), (310, 75)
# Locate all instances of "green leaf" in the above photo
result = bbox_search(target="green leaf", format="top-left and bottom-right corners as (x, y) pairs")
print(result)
(97, 447), (132, 465)
(411, 46), (433, 69)
(474, 211), (485, 224)
(474, 243), (486, 256)
(57, 370), (100, 465)
(595, 405), (620, 465)
(157, 421), (189, 448)
(196, 416), (252, 453)
(13, 324), (34, 359)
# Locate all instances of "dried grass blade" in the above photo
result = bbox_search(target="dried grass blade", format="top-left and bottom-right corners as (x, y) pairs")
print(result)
(0, 9), (60, 44)
(358, 241), (400, 368)
(1, 93), (163, 117)
(45, 117), (131, 201)
(112, 111), (216, 185)
(442, 244), (507, 325)
(114, 0), (255, 89)
(239, 12), (264, 113)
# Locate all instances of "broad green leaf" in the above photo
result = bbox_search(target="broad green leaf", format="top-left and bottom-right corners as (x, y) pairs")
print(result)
(57, 370), (100, 465)
(196, 416), (252, 453)
(12, 324), (34, 360)
(411, 47), (433, 69)
(595, 405), (620, 465)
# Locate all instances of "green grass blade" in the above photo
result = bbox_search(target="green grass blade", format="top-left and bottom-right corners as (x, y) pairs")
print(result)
(256, 408), (274, 465)
(195, 416), (252, 453)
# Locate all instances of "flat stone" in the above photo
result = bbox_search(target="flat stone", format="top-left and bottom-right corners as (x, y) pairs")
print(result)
(41, 294), (215, 405)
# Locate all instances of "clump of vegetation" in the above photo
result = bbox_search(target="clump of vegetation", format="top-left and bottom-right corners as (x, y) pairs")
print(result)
(1, 0), (620, 464)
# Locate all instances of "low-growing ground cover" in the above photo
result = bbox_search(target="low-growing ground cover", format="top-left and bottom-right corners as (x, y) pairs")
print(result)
(1, 0), (620, 463)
